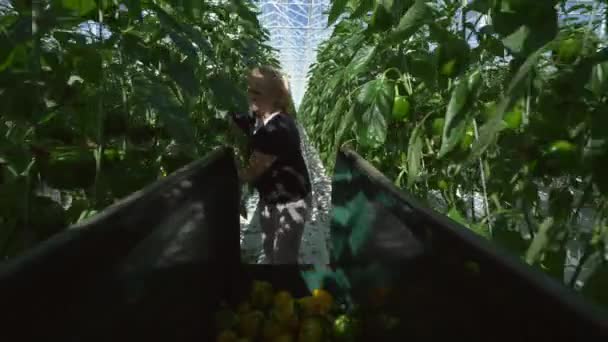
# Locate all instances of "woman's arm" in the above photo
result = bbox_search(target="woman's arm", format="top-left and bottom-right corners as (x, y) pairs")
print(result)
(230, 111), (255, 136)
(238, 150), (277, 183)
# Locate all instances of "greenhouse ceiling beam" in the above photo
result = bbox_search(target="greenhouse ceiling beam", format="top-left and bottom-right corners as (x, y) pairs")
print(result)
(258, 5), (307, 28)
(270, 51), (306, 58)
(269, 46), (317, 50)
(256, 1), (328, 6)
(277, 59), (316, 65)
(263, 26), (328, 30)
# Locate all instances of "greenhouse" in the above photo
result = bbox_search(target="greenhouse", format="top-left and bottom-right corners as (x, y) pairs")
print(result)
(1, 0), (608, 341)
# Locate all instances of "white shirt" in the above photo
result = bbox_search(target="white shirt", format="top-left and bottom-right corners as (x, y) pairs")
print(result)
(253, 111), (281, 134)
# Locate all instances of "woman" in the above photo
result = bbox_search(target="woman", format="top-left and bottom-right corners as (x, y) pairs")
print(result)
(231, 66), (312, 264)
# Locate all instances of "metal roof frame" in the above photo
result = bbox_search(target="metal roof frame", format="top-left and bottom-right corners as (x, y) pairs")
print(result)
(252, 0), (334, 108)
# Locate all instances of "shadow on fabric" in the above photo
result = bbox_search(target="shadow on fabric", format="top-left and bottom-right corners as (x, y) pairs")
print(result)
(0, 148), (244, 341)
(0, 146), (606, 341)
(300, 147), (608, 341)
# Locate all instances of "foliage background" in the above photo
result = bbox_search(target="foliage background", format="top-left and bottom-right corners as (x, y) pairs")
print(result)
(0, 0), (278, 258)
(300, 0), (608, 307)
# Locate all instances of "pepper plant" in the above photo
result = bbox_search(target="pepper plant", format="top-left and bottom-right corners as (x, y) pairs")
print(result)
(0, 0), (278, 258)
(301, 0), (608, 307)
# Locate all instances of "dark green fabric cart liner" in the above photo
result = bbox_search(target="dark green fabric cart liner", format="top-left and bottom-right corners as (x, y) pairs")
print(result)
(0, 146), (605, 341)
(0, 147), (247, 341)
(311, 146), (608, 341)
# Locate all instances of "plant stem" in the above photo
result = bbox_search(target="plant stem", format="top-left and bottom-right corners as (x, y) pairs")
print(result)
(523, 74), (531, 127)
(461, 2), (467, 40)
(473, 119), (493, 236)
(470, 185), (476, 222)
(25, 0), (42, 246)
(93, 6), (106, 207)
(569, 240), (594, 289)
(583, 2), (600, 54)
(563, 178), (594, 245)
(382, 67), (402, 80)
(462, 5), (493, 236)
(523, 200), (536, 239)
(568, 207), (605, 288)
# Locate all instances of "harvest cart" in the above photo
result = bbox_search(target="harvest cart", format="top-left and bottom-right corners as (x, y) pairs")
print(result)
(0, 147), (606, 341)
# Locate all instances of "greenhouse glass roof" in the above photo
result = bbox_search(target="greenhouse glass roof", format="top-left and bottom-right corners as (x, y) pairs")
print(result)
(252, 0), (334, 108)
(252, 0), (606, 109)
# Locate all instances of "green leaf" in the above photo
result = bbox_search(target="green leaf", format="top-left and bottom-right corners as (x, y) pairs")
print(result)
(358, 109), (388, 149)
(356, 79), (394, 148)
(0, 45), (27, 72)
(590, 47), (608, 64)
(501, 26), (530, 55)
(346, 45), (376, 76)
(167, 62), (199, 97)
(492, 1), (558, 56)
(357, 79), (382, 105)
(325, 97), (348, 140)
(351, 0), (375, 19)
(434, 32), (471, 79)
(159, 111), (195, 146)
(152, 2), (181, 30)
(485, 36), (505, 58)
(40, 147), (97, 190)
(328, 0), (349, 26)
(153, 5), (202, 62)
(447, 207), (467, 226)
(407, 52), (437, 88)
(469, 223), (491, 240)
(229, 0), (261, 28)
(447, 208), (490, 238)
(467, 69), (482, 96)
(72, 47), (102, 82)
(95, 0), (111, 11)
(525, 217), (554, 265)
(407, 118), (425, 187)
(377, 0), (395, 14)
(438, 75), (472, 158)
(540, 248), (566, 281)
(0, 137), (34, 175)
(369, 0), (394, 32)
(208, 74), (249, 113)
(389, 0), (431, 43)
(125, 0), (142, 20)
(145, 83), (196, 146)
(469, 46), (545, 162)
(335, 104), (356, 147)
(168, 32), (198, 61)
(62, 0), (96, 15)
(328, 69), (346, 91)
(590, 62), (608, 97)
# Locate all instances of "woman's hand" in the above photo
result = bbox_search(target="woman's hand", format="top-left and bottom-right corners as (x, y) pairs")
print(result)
(238, 150), (277, 183)
(229, 111), (255, 136)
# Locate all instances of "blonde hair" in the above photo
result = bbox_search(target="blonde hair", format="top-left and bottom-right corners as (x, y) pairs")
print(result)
(248, 66), (293, 115)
